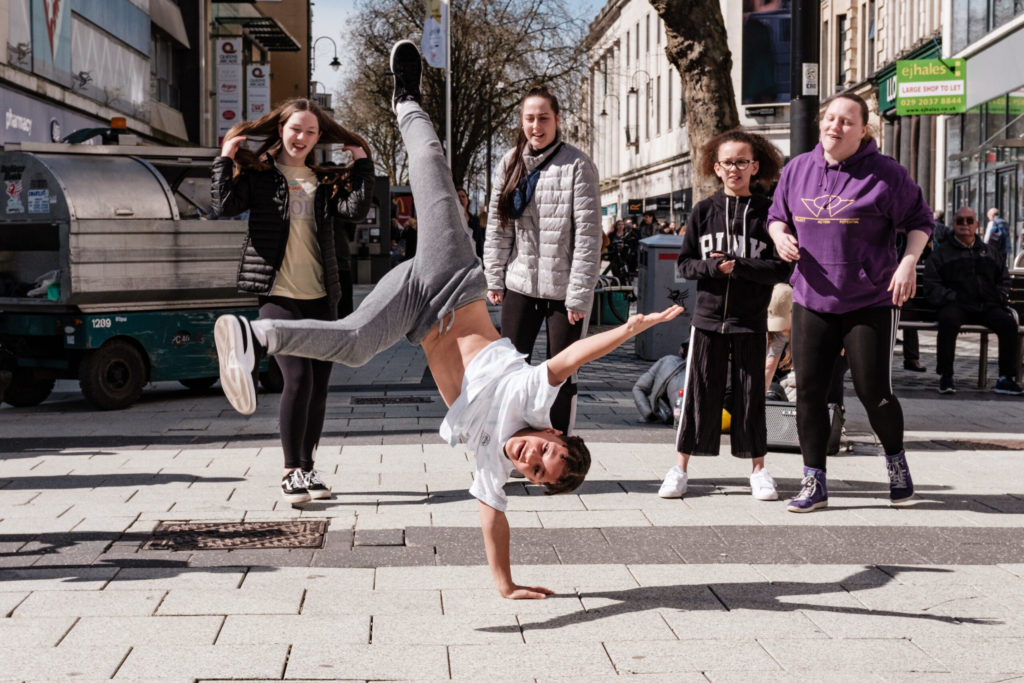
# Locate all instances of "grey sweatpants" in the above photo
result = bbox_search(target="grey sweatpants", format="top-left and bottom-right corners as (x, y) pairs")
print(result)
(253, 102), (487, 365)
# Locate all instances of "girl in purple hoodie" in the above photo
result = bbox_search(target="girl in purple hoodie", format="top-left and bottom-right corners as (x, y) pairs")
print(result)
(767, 93), (933, 512)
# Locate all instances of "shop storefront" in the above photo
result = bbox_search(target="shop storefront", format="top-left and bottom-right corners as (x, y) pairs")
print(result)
(944, 4), (1024, 266)
(1, 86), (106, 145)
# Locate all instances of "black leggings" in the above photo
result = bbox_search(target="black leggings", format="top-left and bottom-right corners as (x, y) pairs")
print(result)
(792, 303), (903, 469)
(500, 289), (586, 434)
(259, 296), (334, 470)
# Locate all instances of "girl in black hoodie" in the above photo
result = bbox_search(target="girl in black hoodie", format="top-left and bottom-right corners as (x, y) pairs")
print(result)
(658, 130), (790, 501)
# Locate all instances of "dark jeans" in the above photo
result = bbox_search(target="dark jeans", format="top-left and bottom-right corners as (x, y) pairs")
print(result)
(902, 328), (920, 361)
(500, 289), (586, 434)
(936, 303), (1020, 379)
(792, 303), (904, 469)
(259, 296), (334, 470)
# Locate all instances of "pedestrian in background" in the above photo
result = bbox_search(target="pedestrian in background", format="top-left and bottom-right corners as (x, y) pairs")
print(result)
(984, 207), (1010, 270)
(658, 128), (789, 501)
(767, 93), (933, 512)
(458, 187), (484, 259)
(484, 85), (601, 434)
(211, 97), (374, 504)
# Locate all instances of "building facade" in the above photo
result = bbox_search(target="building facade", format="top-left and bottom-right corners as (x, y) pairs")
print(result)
(943, 1), (1024, 265)
(817, 0), (944, 214)
(582, 0), (794, 228)
(1, 0), (307, 148)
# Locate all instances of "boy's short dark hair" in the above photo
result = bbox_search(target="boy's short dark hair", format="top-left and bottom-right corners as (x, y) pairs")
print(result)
(544, 434), (591, 495)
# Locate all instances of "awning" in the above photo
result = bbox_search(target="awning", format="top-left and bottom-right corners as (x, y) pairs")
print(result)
(214, 16), (300, 52)
(150, 0), (190, 48)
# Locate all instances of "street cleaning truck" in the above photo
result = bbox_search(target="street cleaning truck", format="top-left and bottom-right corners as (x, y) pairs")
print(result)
(0, 137), (278, 409)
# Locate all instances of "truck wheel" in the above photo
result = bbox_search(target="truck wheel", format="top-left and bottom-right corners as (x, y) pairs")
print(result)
(180, 377), (217, 391)
(3, 368), (56, 407)
(259, 356), (284, 393)
(79, 340), (147, 410)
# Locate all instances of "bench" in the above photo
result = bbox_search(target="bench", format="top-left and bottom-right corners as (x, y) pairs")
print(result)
(899, 269), (1024, 388)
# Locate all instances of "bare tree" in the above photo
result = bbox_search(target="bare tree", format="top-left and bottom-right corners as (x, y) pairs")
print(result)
(649, 0), (739, 202)
(332, 0), (588, 189)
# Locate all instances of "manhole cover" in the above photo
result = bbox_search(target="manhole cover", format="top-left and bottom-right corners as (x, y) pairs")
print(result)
(350, 396), (432, 405)
(143, 520), (328, 550)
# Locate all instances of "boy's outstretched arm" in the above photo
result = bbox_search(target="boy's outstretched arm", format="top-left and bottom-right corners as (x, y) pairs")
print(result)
(478, 500), (554, 599)
(547, 305), (685, 385)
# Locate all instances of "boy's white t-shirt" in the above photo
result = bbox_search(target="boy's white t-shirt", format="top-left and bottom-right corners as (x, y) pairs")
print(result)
(439, 338), (564, 512)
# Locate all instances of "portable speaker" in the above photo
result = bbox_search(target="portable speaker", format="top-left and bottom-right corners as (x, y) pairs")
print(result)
(766, 400), (844, 455)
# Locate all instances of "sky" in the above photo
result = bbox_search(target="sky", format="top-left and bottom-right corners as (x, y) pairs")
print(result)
(310, 0), (609, 93)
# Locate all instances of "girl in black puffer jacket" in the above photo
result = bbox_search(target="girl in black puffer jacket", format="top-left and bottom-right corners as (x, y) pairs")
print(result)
(211, 98), (374, 504)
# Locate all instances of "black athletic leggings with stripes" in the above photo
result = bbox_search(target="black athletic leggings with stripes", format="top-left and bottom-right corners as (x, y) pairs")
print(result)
(791, 303), (904, 470)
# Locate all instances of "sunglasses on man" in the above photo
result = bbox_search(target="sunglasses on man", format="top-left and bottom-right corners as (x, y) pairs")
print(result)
(954, 216), (976, 226)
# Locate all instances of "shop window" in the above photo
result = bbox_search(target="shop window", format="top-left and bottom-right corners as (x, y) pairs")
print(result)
(151, 29), (181, 110)
(836, 15), (847, 87)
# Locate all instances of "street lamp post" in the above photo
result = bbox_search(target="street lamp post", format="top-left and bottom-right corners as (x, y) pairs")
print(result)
(310, 36), (341, 94)
(625, 70), (651, 150)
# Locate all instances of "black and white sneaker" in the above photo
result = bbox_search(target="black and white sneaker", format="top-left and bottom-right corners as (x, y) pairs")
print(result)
(281, 469), (311, 504)
(302, 469), (332, 500)
(937, 374), (956, 395)
(214, 314), (258, 415)
(389, 40), (422, 111)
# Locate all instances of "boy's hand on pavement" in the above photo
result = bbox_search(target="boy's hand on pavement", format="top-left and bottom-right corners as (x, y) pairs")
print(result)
(502, 584), (555, 600)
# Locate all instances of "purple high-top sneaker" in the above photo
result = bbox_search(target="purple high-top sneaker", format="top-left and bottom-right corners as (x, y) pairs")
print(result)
(787, 466), (828, 513)
(885, 450), (914, 504)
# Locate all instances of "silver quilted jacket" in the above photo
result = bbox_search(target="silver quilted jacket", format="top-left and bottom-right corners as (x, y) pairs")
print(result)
(483, 139), (602, 313)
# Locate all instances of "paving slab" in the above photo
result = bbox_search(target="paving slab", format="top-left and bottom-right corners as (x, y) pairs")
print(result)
(156, 586), (304, 615)
(116, 643), (289, 679)
(447, 642), (616, 680)
(60, 615), (223, 647)
(0, 645), (130, 679)
(216, 613), (369, 645)
(285, 642), (450, 680)
(12, 589), (165, 617)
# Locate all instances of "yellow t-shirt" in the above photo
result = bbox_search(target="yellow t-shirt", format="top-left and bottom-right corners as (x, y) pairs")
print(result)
(271, 164), (326, 299)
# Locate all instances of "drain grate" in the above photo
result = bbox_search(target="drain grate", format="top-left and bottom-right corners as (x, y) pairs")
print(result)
(143, 520), (328, 551)
(350, 395), (433, 405)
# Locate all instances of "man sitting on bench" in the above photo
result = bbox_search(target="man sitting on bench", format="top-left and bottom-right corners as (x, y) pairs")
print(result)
(923, 206), (1022, 396)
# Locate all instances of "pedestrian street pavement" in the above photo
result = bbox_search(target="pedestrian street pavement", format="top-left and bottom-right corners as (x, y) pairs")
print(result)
(1, 309), (1023, 680)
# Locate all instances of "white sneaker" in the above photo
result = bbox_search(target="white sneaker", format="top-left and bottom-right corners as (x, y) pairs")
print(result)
(658, 465), (688, 498)
(750, 469), (779, 501)
(214, 315), (257, 416)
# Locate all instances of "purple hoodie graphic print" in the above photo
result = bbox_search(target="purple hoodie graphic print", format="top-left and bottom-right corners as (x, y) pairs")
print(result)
(768, 139), (933, 314)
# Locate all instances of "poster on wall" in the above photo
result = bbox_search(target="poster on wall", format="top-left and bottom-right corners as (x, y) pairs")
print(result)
(896, 58), (966, 116)
(246, 64), (270, 121)
(216, 38), (243, 145)
(31, 0), (72, 84)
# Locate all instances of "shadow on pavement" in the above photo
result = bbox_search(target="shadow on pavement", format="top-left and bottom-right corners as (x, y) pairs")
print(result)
(477, 566), (1002, 633)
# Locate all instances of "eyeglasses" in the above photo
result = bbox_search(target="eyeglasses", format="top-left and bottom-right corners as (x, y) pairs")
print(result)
(954, 216), (976, 226)
(716, 159), (753, 171)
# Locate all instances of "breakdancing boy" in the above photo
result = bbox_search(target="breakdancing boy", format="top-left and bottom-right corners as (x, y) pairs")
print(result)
(214, 41), (683, 599)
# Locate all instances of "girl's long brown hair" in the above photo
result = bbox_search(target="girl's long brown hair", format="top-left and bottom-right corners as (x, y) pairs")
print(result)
(223, 98), (372, 191)
(496, 85), (560, 229)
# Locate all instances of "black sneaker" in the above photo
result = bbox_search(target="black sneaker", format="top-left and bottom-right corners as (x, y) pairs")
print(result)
(281, 470), (311, 504)
(389, 40), (422, 111)
(994, 376), (1024, 395)
(937, 374), (956, 395)
(302, 468), (332, 500)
